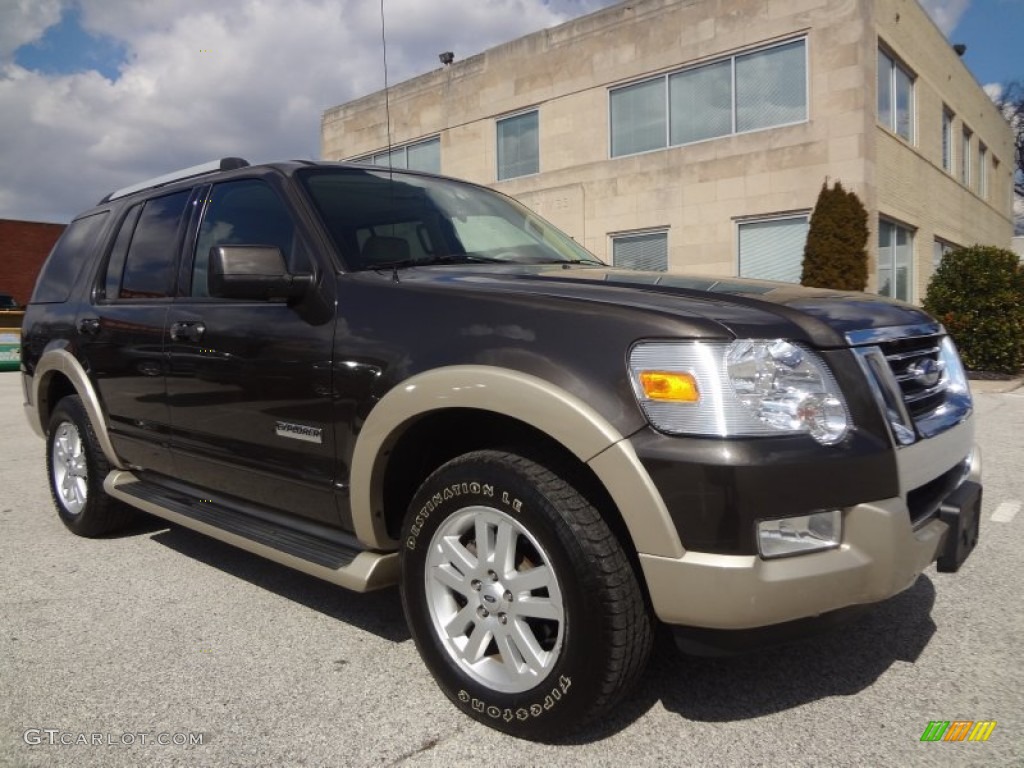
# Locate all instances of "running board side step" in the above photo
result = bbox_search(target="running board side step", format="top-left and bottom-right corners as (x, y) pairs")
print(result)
(104, 470), (399, 592)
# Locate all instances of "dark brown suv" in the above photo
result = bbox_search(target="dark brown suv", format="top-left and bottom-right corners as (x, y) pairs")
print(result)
(21, 158), (981, 738)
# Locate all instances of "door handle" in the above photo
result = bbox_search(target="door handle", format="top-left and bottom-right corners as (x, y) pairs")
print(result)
(78, 317), (100, 335)
(169, 321), (206, 343)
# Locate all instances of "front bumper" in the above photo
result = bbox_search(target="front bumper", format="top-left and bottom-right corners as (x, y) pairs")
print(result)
(639, 432), (981, 631)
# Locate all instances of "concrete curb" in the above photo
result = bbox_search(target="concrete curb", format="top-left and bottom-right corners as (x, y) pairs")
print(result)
(969, 376), (1024, 394)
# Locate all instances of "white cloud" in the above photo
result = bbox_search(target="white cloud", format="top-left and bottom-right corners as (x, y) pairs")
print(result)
(0, 0), (62, 60)
(0, 0), (617, 222)
(918, 0), (971, 36)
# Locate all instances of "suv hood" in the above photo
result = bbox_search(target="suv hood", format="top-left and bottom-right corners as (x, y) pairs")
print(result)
(393, 264), (936, 348)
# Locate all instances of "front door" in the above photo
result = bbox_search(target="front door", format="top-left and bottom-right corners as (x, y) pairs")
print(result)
(165, 176), (339, 525)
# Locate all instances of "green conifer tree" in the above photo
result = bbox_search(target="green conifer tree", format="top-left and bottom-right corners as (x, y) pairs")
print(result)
(800, 180), (869, 291)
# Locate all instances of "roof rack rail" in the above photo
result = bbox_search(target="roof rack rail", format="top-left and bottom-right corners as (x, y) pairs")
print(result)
(101, 157), (250, 203)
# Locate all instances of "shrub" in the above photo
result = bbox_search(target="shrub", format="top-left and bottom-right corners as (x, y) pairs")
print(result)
(923, 245), (1024, 374)
(800, 180), (869, 291)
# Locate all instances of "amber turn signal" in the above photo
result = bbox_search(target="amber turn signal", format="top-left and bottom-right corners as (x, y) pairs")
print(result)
(638, 371), (700, 402)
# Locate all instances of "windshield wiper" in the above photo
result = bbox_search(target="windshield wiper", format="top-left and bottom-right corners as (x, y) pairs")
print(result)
(532, 258), (605, 267)
(369, 254), (504, 281)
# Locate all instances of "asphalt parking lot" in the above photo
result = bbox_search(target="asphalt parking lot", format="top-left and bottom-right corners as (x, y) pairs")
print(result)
(1, 371), (1021, 767)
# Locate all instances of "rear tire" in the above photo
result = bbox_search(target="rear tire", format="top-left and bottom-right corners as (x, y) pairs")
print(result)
(400, 449), (652, 739)
(46, 396), (133, 537)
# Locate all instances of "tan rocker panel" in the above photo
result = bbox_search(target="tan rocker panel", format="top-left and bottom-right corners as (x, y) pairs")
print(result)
(349, 365), (684, 559)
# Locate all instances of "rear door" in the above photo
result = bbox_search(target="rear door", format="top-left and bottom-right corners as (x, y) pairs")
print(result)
(78, 189), (194, 473)
(165, 175), (340, 525)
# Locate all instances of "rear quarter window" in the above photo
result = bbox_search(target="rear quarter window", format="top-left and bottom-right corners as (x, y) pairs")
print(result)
(30, 211), (110, 304)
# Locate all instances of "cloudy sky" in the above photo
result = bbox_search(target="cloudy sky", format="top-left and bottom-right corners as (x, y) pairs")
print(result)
(0, 0), (1020, 224)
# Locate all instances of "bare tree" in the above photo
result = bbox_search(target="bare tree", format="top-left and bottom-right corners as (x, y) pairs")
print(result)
(994, 81), (1024, 233)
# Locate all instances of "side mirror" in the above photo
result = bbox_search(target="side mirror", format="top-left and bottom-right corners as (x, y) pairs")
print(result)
(208, 246), (313, 301)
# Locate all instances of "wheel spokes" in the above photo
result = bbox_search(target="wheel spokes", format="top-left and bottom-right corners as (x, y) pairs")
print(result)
(52, 422), (87, 515)
(424, 504), (565, 694)
(492, 519), (516, 576)
(514, 596), (561, 621)
(506, 618), (546, 676)
(506, 563), (553, 593)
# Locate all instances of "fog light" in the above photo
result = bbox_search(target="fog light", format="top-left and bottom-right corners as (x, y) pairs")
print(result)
(757, 510), (842, 558)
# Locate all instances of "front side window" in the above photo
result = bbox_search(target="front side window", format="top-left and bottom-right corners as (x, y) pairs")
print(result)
(878, 219), (913, 302)
(192, 179), (301, 297)
(119, 191), (190, 299)
(611, 231), (668, 272)
(737, 215), (809, 283)
(496, 111), (539, 180)
(612, 38), (807, 158)
(877, 48), (914, 141)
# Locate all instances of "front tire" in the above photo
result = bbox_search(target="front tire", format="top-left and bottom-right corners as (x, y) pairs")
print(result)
(400, 450), (652, 739)
(46, 396), (133, 537)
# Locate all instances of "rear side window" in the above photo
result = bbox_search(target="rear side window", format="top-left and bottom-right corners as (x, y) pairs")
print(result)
(30, 211), (109, 304)
(118, 191), (191, 299)
(101, 205), (143, 301)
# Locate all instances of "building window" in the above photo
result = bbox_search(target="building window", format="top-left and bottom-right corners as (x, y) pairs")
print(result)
(668, 60), (730, 145)
(354, 137), (441, 173)
(878, 219), (913, 302)
(610, 38), (807, 158)
(407, 139), (441, 173)
(611, 79), (666, 156)
(933, 238), (958, 269)
(961, 127), (971, 185)
(978, 143), (988, 197)
(496, 110), (539, 180)
(737, 215), (809, 283)
(611, 231), (668, 271)
(734, 41), (807, 133)
(941, 108), (953, 172)
(877, 48), (914, 141)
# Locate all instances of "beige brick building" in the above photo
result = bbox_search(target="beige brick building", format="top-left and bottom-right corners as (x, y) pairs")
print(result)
(321, 0), (1014, 303)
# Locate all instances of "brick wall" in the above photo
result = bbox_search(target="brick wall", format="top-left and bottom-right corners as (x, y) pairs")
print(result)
(0, 219), (66, 305)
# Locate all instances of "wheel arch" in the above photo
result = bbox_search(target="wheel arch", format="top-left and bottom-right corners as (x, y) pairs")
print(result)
(29, 348), (123, 469)
(349, 365), (684, 559)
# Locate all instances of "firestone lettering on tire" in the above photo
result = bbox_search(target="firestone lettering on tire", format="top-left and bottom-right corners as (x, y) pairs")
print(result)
(455, 676), (572, 721)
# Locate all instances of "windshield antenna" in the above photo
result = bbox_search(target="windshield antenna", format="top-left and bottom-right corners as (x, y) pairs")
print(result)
(379, 0), (394, 177)
(379, 0), (400, 281)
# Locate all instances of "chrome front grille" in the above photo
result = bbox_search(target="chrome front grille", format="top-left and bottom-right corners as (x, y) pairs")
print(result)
(847, 324), (973, 445)
(878, 336), (946, 419)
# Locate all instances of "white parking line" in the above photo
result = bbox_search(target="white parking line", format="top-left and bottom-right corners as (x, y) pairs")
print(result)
(991, 501), (1021, 523)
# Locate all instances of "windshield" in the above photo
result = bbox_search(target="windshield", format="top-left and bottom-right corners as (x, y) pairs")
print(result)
(298, 167), (603, 270)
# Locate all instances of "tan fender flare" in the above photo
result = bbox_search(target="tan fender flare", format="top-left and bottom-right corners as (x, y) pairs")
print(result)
(27, 348), (124, 469)
(349, 365), (684, 559)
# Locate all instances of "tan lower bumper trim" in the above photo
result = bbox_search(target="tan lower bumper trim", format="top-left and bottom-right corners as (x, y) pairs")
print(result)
(640, 497), (948, 630)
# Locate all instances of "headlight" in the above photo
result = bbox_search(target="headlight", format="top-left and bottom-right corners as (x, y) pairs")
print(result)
(628, 340), (849, 445)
